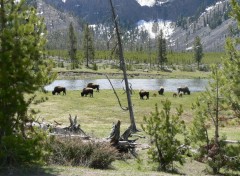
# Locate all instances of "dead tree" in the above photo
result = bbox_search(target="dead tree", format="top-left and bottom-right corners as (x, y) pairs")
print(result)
(49, 115), (89, 139)
(108, 120), (138, 156)
(63, 114), (88, 136)
(108, 0), (137, 132)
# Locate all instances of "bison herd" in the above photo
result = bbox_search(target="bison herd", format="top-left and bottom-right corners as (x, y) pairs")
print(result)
(138, 86), (191, 100)
(51, 83), (191, 100)
(52, 83), (100, 97)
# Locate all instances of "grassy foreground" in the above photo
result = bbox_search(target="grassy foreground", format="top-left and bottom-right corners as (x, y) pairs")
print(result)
(28, 89), (240, 175)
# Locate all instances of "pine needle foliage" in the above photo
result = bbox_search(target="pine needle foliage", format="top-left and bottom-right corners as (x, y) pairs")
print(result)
(0, 0), (55, 166)
(142, 99), (189, 172)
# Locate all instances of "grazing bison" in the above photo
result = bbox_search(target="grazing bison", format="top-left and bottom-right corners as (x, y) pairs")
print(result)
(173, 93), (177, 97)
(177, 86), (190, 95)
(81, 87), (93, 97)
(158, 87), (164, 95)
(139, 90), (149, 100)
(52, 86), (66, 95)
(87, 83), (99, 92)
(179, 92), (183, 97)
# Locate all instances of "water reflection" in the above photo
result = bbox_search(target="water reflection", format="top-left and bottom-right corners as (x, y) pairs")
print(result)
(44, 79), (209, 92)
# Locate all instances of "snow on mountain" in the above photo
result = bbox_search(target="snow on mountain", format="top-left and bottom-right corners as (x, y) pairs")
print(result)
(205, 0), (226, 13)
(136, 0), (156, 7)
(137, 20), (175, 38)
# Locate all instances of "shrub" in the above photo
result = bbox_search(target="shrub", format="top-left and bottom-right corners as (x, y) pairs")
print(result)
(57, 61), (64, 68)
(198, 64), (210, 72)
(142, 100), (190, 171)
(46, 137), (118, 169)
(89, 143), (117, 169)
(0, 131), (48, 167)
(92, 63), (98, 71)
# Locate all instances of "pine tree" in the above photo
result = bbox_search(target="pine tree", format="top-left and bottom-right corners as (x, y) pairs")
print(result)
(142, 100), (189, 171)
(83, 23), (95, 68)
(0, 0), (55, 165)
(157, 30), (167, 70)
(191, 64), (240, 174)
(68, 22), (78, 69)
(224, 0), (240, 117)
(190, 2), (240, 172)
(193, 36), (204, 70)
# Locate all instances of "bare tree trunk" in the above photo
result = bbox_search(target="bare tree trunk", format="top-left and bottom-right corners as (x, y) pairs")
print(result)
(108, 0), (137, 132)
(215, 68), (219, 145)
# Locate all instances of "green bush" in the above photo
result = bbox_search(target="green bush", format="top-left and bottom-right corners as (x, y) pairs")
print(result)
(198, 64), (210, 72)
(0, 131), (48, 167)
(92, 63), (98, 71)
(206, 139), (240, 173)
(46, 137), (118, 169)
(89, 143), (117, 169)
(142, 100), (190, 171)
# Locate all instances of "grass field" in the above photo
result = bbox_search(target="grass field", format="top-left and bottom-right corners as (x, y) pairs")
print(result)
(26, 88), (240, 175)
(31, 90), (200, 138)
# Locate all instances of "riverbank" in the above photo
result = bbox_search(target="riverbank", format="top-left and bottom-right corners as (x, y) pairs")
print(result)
(53, 68), (211, 80)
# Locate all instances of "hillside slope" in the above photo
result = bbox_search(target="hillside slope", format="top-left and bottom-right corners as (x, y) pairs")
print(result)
(39, 0), (238, 52)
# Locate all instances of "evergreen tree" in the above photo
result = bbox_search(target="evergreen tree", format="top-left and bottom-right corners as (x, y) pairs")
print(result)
(191, 65), (240, 174)
(193, 36), (203, 70)
(83, 23), (95, 68)
(157, 30), (167, 70)
(190, 0), (240, 169)
(224, 0), (240, 117)
(0, 0), (55, 166)
(142, 100), (189, 171)
(68, 22), (78, 69)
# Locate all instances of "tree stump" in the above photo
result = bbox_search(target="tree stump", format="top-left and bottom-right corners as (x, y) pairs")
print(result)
(108, 120), (138, 155)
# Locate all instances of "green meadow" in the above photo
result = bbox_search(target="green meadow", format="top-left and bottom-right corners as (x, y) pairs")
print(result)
(31, 90), (240, 140)
(27, 89), (240, 175)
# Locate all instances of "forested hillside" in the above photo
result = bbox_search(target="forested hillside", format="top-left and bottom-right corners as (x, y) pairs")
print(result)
(38, 0), (239, 52)
(43, 0), (219, 24)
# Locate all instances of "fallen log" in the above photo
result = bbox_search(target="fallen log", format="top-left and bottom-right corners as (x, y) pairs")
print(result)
(50, 114), (89, 138)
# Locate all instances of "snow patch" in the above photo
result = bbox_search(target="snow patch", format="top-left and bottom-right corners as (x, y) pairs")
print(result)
(136, 0), (156, 7)
(137, 20), (175, 39)
(206, 1), (225, 12)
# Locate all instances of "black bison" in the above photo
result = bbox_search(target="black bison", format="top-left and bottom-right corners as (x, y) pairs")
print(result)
(81, 87), (93, 97)
(139, 90), (149, 100)
(179, 92), (183, 97)
(87, 83), (99, 92)
(173, 93), (177, 97)
(158, 87), (164, 95)
(177, 86), (190, 95)
(52, 86), (66, 95)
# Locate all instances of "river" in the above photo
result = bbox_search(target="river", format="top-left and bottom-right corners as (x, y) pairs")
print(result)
(44, 79), (209, 92)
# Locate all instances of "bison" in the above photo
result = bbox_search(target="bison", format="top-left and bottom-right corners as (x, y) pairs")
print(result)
(52, 86), (66, 95)
(139, 90), (149, 100)
(173, 93), (177, 97)
(87, 83), (99, 92)
(81, 87), (93, 97)
(158, 87), (164, 95)
(177, 86), (190, 95)
(179, 92), (183, 97)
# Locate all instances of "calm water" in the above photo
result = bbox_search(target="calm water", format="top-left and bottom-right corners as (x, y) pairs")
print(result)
(44, 79), (209, 92)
